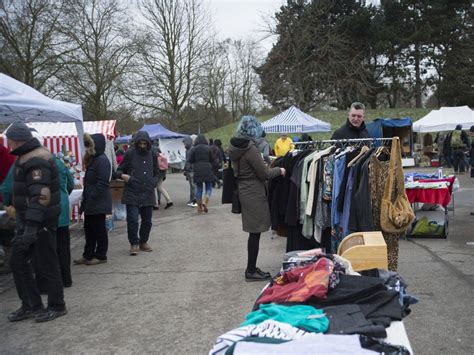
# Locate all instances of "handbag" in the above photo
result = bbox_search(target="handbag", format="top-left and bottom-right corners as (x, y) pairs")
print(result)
(380, 137), (415, 233)
(222, 161), (241, 213)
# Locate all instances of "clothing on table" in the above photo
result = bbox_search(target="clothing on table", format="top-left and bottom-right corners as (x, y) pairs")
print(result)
(225, 334), (375, 355)
(241, 303), (329, 333)
(209, 320), (310, 355)
(256, 257), (333, 306)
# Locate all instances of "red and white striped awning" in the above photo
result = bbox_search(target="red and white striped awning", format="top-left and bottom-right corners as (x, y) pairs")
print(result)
(26, 120), (117, 139)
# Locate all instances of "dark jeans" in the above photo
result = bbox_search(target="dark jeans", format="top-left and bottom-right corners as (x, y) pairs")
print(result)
(452, 149), (466, 173)
(10, 227), (65, 311)
(187, 172), (196, 203)
(246, 232), (261, 273)
(36, 226), (72, 291)
(126, 205), (153, 245)
(83, 214), (108, 260)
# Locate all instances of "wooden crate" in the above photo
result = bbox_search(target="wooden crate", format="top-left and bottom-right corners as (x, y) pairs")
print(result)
(109, 179), (124, 202)
(337, 231), (388, 271)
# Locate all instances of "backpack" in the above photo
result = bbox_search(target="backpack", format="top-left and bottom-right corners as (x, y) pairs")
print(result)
(450, 130), (463, 148)
(158, 153), (169, 170)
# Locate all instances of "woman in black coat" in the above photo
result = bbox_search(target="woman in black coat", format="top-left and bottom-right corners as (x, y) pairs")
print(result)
(75, 133), (112, 265)
(188, 135), (214, 213)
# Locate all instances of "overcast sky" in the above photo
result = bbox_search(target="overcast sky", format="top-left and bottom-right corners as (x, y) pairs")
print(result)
(205, 0), (286, 51)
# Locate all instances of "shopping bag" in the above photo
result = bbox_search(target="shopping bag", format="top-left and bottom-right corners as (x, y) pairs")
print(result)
(380, 138), (415, 233)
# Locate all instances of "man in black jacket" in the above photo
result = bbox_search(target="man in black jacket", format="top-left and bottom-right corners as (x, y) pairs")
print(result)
(6, 121), (66, 323)
(116, 131), (159, 255)
(331, 102), (370, 140)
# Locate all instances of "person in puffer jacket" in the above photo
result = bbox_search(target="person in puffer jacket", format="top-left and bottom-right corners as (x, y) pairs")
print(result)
(5, 121), (66, 323)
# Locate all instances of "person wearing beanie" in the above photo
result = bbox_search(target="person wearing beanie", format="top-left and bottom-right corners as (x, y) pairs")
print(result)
(5, 121), (67, 323)
(228, 116), (286, 281)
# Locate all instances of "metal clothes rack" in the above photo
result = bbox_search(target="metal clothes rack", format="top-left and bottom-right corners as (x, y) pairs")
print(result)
(293, 137), (398, 149)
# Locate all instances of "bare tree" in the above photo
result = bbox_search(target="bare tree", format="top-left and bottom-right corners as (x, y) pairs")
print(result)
(0, 0), (67, 91)
(125, 0), (210, 130)
(57, 0), (136, 120)
(198, 39), (230, 128)
(226, 39), (263, 120)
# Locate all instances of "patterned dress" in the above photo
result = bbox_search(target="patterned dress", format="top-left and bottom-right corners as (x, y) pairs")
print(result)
(369, 155), (401, 271)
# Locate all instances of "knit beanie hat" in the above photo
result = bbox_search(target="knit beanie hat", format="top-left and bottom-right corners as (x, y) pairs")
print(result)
(5, 121), (33, 141)
(236, 115), (263, 139)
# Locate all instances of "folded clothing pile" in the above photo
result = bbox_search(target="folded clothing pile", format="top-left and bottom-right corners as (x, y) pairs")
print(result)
(210, 253), (417, 355)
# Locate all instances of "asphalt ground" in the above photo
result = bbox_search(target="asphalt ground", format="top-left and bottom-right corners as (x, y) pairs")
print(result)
(0, 168), (473, 354)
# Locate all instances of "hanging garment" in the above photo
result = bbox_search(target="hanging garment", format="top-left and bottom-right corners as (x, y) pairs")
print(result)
(369, 155), (401, 271)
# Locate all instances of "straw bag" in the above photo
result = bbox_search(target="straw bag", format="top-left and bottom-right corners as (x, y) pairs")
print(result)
(380, 138), (415, 233)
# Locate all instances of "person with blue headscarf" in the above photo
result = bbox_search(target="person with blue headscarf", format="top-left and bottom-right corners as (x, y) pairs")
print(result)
(228, 116), (286, 281)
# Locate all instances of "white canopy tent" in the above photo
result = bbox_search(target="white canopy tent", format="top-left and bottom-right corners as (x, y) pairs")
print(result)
(413, 106), (474, 133)
(0, 73), (84, 155)
(261, 106), (331, 133)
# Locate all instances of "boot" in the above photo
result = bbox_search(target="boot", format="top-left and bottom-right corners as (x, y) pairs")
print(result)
(197, 200), (203, 214)
(202, 196), (209, 213)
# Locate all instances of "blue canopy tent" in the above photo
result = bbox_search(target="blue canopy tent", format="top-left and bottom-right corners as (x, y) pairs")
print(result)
(366, 117), (413, 155)
(140, 123), (188, 139)
(261, 106), (331, 133)
(115, 123), (188, 143)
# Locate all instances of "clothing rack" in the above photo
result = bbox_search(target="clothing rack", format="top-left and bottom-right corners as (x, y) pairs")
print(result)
(293, 137), (398, 149)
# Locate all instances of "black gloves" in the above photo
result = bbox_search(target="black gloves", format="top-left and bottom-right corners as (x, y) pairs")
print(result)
(12, 226), (38, 250)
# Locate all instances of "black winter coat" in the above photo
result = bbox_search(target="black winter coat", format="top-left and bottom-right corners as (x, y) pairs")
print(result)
(81, 134), (112, 215)
(115, 131), (159, 207)
(331, 120), (370, 140)
(188, 144), (214, 183)
(11, 138), (60, 228)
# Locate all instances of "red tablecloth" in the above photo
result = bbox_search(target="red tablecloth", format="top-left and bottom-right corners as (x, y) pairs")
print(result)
(405, 187), (451, 207)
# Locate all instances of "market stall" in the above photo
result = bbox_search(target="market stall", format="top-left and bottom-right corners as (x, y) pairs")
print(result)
(261, 105), (331, 133)
(405, 173), (458, 238)
(0, 73), (84, 153)
(366, 117), (414, 166)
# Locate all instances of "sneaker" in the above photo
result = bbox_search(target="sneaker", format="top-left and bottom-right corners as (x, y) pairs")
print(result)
(187, 202), (197, 207)
(164, 202), (174, 209)
(8, 307), (45, 322)
(85, 258), (107, 266)
(130, 245), (139, 256)
(35, 308), (67, 323)
(139, 243), (153, 252)
(245, 270), (271, 282)
(73, 257), (89, 265)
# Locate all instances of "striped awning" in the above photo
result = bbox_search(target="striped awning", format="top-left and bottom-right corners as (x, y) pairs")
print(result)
(261, 106), (331, 133)
(27, 120), (117, 139)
